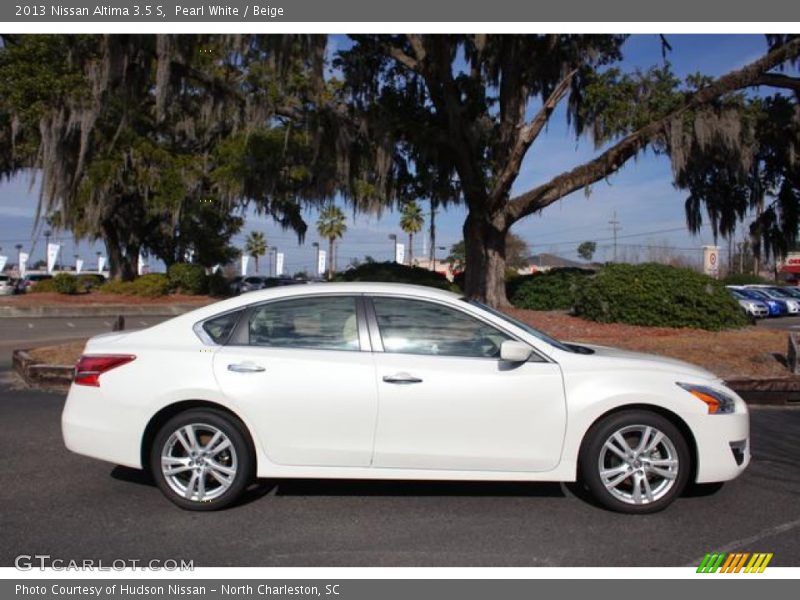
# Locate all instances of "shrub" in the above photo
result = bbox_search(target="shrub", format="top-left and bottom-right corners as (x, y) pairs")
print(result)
(131, 273), (171, 297)
(51, 273), (80, 295)
(207, 271), (232, 297)
(168, 263), (208, 295)
(509, 268), (595, 311)
(338, 261), (452, 290)
(76, 273), (106, 292)
(98, 279), (136, 295)
(28, 278), (58, 293)
(574, 263), (749, 330)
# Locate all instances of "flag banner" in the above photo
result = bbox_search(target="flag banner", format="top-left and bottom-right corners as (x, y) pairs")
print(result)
(97, 256), (106, 273)
(19, 252), (29, 277)
(0, 255), (7, 273)
(75, 259), (84, 274)
(276, 253), (285, 276)
(46, 242), (60, 273)
(395, 243), (406, 264)
(318, 250), (327, 276)
(138, 252), (147, 276)
(241, 255), (250, 276)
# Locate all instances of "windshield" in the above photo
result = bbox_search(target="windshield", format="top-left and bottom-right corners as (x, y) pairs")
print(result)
(467, 300), (574, 353)
(767, 288), (792, 298)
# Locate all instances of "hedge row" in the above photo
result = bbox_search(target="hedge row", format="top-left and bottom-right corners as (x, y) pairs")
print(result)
(508, 268), (594, 311)
(508, 264), (748, 330)
(31, 264), (227, 297)
(573, 263), (749, 330)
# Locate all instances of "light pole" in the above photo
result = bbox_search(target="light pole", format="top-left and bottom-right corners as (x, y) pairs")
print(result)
(312, 242), (320, 279)
(44, 230), (51, 271)
(389, 234), (398, 263)
(267, 246), (277, 278)
(431, 245), (446, 272)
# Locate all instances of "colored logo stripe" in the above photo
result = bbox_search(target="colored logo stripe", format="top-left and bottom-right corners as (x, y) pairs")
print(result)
(697, 552), (773, 573)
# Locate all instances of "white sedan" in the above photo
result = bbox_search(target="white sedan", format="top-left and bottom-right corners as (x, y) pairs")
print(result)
(62, 283), (749, 513)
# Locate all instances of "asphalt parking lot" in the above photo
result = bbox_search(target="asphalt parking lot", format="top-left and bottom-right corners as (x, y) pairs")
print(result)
(756, 314), (800, 331)
(1, 377), (799, 567)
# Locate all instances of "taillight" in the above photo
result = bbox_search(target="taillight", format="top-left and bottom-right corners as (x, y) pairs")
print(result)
(74, 355), (136, 387)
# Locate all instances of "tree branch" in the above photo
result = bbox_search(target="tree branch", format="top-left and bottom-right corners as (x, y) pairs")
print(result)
(406, 34), (427, 65)
(753, 72), (800, 93)
(504, 36), (800, 223)
(488, 69), (577, 211)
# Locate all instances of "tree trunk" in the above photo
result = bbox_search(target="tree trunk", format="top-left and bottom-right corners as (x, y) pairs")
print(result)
(328, 238), (334, 279)
(102, 224), (131, 281)
(408, 232), (413, 265)
(462, 212), (509, 307)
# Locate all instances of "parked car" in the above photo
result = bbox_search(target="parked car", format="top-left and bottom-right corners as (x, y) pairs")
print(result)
(775, 286), (800, 301)
(228, 276), (244, 296)
(240, 276), (304, 294)
(15, 272), (53, 293)
(63, 283), (750, 514)
(746, 286), (800, 314)
(728, 287), (786, 317)
(728, 289), (769, 319)
(0, 274), (15, 296)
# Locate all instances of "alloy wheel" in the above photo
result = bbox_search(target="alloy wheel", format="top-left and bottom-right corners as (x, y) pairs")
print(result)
(597, 424), (680, 505)
(160, 423), (238, 503)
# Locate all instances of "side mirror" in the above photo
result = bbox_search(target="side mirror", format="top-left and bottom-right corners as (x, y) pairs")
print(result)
(500, 340), (533, 363)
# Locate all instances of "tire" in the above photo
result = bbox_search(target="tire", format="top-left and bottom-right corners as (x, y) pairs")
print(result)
(150, 408), (254, 511)
(579, 410), (690, 514)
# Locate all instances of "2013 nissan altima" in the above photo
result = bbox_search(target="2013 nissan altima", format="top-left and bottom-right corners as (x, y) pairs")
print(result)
(62, 283), (750, 513)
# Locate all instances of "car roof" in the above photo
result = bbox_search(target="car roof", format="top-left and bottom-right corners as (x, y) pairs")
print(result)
(185, 282), (460, 321)
(241, 281), (460, 299)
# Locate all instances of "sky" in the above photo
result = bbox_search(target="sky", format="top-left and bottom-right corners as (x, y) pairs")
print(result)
(0, 34), (787, 275)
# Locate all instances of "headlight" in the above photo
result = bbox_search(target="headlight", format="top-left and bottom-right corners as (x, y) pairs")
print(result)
(676, 382), (737, 414)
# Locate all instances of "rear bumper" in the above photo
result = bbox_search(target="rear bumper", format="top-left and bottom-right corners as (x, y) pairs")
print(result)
(61, 384), (143, 469)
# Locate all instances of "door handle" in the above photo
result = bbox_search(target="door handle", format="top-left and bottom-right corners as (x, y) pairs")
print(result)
(227, 362), (266, 373)
(382, 373), (423, 384)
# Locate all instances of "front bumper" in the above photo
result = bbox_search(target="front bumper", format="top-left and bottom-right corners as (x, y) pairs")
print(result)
(690, 409), (750, 483)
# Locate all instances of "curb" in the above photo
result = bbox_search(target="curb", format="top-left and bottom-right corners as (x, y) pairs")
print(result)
(726, 378), (800, 406)
(0, 304), (205, 319)
(12, 349), (73, 391)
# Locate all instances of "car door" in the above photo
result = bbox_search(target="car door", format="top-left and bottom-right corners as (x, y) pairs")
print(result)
(212, 294), (378, 467)
(368, 296), (567, 472)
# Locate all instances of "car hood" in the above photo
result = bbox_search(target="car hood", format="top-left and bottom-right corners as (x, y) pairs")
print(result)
(568, 342), (719, 382)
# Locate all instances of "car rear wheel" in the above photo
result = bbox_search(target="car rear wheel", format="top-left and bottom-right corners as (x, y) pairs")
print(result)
(150, 408), (254, 511)
(579, 410), (690, 514)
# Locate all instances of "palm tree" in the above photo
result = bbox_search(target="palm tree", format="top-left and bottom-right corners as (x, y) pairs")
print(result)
(399, 201), (424, 265)
(244, 231), (267, 273)
(316, 205), (347, 279)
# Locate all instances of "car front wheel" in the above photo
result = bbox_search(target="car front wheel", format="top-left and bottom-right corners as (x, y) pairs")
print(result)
(150, 408), (254, 511)
(579, 410), (690, 514)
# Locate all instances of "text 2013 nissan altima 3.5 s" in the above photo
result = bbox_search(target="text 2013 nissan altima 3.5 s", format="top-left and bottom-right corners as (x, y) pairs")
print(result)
(62, 283), (750, 513)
